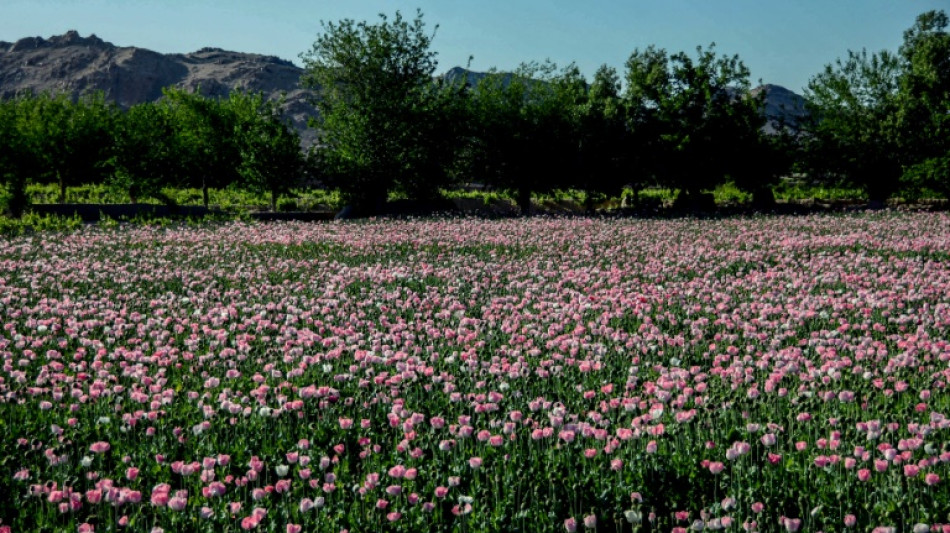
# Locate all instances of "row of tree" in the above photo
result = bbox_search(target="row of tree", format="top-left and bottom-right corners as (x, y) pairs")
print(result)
(1, 10), (947, 217)
(0, 89), (304, 217)
(300, 9), (949, 213)
(299, 12), (779, 214)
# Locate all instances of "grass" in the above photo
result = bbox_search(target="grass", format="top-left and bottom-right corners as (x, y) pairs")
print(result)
(25, 183), (344, 212)
(771, 180), (869, 203)
(0, 212), (85, 236)
(14, 179), (948, 223)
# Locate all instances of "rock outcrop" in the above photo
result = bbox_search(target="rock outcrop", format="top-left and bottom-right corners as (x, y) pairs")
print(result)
(751, 84), (809, 133)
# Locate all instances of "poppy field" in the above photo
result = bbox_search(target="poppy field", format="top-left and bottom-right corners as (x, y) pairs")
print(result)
(1, 213), (949, 532)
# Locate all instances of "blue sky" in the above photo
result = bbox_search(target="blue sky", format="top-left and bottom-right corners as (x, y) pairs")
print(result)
(2, 0), (947, 92)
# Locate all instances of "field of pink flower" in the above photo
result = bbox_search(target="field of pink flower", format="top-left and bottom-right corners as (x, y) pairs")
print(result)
(1, 213), (949, 533)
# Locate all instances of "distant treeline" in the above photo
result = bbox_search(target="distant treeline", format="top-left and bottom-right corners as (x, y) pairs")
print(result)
(0, 89), (305, 216)
(1, 10), (948, 217)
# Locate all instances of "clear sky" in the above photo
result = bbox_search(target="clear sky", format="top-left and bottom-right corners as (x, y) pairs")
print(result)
(2, 0), (947, 92)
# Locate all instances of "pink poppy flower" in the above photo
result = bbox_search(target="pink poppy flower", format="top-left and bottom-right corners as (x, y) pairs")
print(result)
(89, 442), (110, 454)
(564, 517), (578, 532)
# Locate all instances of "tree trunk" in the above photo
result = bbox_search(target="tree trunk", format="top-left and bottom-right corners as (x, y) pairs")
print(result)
(517, 187), (532, 215)
(752, 186), (776, 210)
(674, 188), (715, 212)
(673, 188), (692, 211)
(6, 176), (28, 218)
(270, 188), (277, 212)
(865, 166), (899, 209)
(202, 177), (210, 209)
(584, 192), (595, 214)
(866, 181), (891, 210)
(59, 172), (66, 204)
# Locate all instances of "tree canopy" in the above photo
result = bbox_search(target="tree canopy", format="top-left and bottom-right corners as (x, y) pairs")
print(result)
(804, 10), (950, 203)
(625, 45), (766, 206)
(301, 10), (462, 213)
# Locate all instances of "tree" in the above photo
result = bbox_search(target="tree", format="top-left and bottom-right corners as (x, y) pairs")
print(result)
(300, 10), (461, 213)
(0, 96), (42, 217)
(577, 65), (630, 208)
(898, 10), (950, 198)
(624, 45), (763, 208)
(110, 101), (183, 203)
(229, 91), (305, 211)
(21, 92), (116, 203)
(397, 77), (470, 203)
(621, 47), (671, 206)
(803, 49), (903, 204)
(164, 88), (241, 207)
(464, 62), (585, 214)
(730, 123), (797, 209)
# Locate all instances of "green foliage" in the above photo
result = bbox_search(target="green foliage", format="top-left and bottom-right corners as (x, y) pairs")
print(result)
(20, 92), (117, 203)
(110, 100), (183, 203)
(163, 88), (244, 207)
(301, 10), (463, 212)
(710, 181), (753, 205)
(0, 97), (37, 217)
(1, 92), (117, 216)
(577, 65), (631, 201)
(624, 44), (765, 204)
(1, 86), (309, 215)
(898, 10), (950, 197)
(804, 10), (950, 202)
(2, 9), (948, 216)
(0, 212), (83, 236)
(229, 91), (306, 211)
(804, 48), (903, 202)
(463, 61), (586, 214)
(24, 183), (344, 212)
(772, 180), (869, 203)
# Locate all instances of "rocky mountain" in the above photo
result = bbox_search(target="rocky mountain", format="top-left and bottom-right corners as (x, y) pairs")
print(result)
(443, 66), (513, 87)
(0, 30), (318, 145)
(751, 84), (809, 133)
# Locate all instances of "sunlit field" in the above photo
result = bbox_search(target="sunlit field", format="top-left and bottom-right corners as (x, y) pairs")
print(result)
(2, 213), (949, 532)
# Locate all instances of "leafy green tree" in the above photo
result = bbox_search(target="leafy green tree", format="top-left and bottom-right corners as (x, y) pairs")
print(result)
(22, 92), (116, 203)
(164, 88), (241, 207)
(621, 48), (671, 206)
(110, 101), (183, 203)
(0, 96), (42, 217)
(803, 49), (903, 204)
(229, 91), (305, 211)
(576, 65), (630, 208)
(625, 45), (763, 208)
(730, 125), (797, 208)
(804, 10), (950, 203)
(464, 62), (585, 214)
(399, 77), (470, 203)
(300, 10), (462, 213)
(898, 10), (950, 198)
